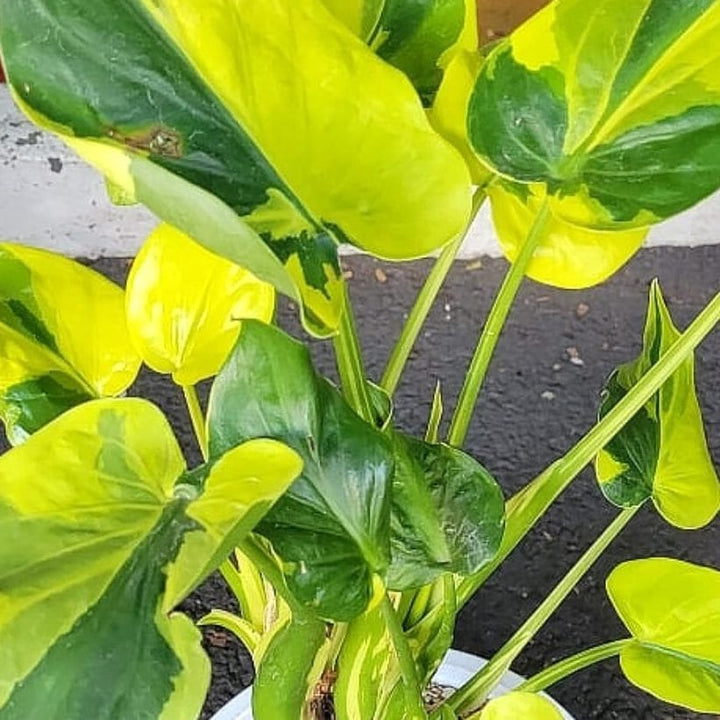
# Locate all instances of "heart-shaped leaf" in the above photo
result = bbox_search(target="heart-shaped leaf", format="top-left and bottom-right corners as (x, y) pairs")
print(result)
(0, 243), (140, 444)
(126, 223), (274, 386)
(0, 0), (471, 337)
(208, 321), (393, 621)
(596, 280), (720, 528)
(608, 558), (720, 714)
(0, 398), (302, 719)
(388, 433), (505, 589)
(324, 0), (477, 105)
(468, 0), (720, 286)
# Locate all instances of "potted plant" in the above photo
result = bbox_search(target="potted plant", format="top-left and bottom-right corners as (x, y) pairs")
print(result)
(1, 1), (720, 719)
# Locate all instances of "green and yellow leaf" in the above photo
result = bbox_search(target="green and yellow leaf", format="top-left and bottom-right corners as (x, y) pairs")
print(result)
(608, 558), (720, 714)
(0, 243), (140, 444)
(470, 0), (720, 229)
(126, 223), (274, 386)
(0, 398), (301, 719)
(596, 281), (720, 529)
(0, 0), (471, 337)
(468, 0), (720, 286)
(476, 692), (563, 719)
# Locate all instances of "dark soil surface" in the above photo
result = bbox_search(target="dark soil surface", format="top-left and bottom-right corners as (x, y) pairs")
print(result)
(38, 248), (720, 719)
(479, 0), (549, 39)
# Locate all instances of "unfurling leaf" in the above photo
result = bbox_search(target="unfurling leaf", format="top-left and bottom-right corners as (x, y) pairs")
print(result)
(608, 558), (720, 714)
(126, 223), (274, 386)
(208, 321), (393, 621)
(596, 281), (720, 529)
(0, 243), (140, 443)
(0, 0), (471, 337)
(0, 398), (301, 720)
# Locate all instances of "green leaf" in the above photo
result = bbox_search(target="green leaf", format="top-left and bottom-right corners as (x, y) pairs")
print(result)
(0, 0), (471, 337)
(0, 243), (140, 443)
(388, 433), (505, 589)
(208, 321), (394, 621)
(126, 223), (275, 386)
(0, 398), (302, 719)
(596, 280), (720, 529)
(325, 0), (476, 105)
(468, 0), (720, 285)
(608, 558), (720, 714)
(476, 692), (563, 719)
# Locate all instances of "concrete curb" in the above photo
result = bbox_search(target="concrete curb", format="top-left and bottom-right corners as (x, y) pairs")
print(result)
(2, 87), (719, 259)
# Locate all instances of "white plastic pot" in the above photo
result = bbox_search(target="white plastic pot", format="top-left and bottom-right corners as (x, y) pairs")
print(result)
(210, 649), (576, 720)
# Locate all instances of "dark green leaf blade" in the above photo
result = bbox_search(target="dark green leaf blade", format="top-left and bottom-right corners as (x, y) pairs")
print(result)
(208, 321), (393, 620)
(388, 433), (505, 589)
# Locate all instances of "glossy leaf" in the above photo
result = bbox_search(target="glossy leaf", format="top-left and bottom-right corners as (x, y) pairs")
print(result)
(126, 223), (274, 386)
(476, 692), (562, 719)
(388, 433), (505, 589)
(596, 281), (720, 528)
(0, 243), (140, 443)
(208, 321), (393, 621)
(608, 558), (720, 713)
(325, 0), (476, 105)
(0, 0), (471, 336)
(487, 181), (648, 289)
(0, 398), (301, 719)
(470, 0), (720, 230)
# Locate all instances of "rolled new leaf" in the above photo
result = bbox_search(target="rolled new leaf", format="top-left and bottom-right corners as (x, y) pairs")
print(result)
(468, 0), (720, 287)
(208, 321), (393, 621)
(0, 243), (140, 443)
(324, 0), (477, 105)
(0, 0), (471, 337)
(608, 558), (720, 713)
(0, 398), (302, 719)
(596, 280), (720, 529)
(126, 223), (274, 386)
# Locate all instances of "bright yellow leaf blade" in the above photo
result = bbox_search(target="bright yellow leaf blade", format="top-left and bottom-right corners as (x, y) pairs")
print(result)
(608, 558), (720, 713)
(488, 182), (648, 289)
(126, 224), (275, 386)
(478, 692), (563, 719)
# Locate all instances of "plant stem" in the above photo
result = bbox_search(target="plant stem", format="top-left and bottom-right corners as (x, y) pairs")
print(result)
(333, 284), (375, 423)
(381, 190), (487, 396)
(448, 506), (637, 715)
(182, 385), (209, 461)
(456, 289), (720, 608)
(517, 640), (630, 694)
(448, 200), (551, 447)
(380, 591), (427, 719)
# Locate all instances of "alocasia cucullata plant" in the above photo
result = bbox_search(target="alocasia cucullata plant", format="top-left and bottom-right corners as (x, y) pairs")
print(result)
(1, 0), (720, 718)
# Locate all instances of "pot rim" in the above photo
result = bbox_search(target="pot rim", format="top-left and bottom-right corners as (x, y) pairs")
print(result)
(209, 648), (576, 720)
